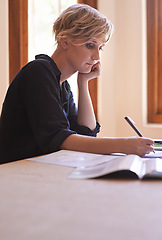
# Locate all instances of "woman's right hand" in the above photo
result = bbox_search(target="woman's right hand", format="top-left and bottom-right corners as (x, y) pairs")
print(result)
(121, 137), (154, 156)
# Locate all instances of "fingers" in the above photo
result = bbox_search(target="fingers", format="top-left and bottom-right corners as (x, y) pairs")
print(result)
(126, 137), (154, 156)
(139, 137), (154, 156)
(145, 138), (154, 146)
(77, 61), (101, 83)
(144, 145), (154, 155)
(91, 61), (101, 72)
(91, 62), (101, 76)
(143, 138), (154, 152)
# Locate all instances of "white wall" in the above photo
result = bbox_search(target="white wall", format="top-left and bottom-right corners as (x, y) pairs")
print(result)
(0, 0), (8, 112)
(98, 0), (162, 138)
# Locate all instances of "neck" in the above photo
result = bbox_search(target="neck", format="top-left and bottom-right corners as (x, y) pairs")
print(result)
(51, 46), (76, 84)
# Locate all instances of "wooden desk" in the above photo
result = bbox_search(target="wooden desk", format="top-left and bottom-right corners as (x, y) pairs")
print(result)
(1, 159), (162, 240)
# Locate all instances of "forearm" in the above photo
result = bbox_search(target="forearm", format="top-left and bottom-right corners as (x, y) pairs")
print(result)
(60, 134), (120, 154)
(77, 79), (96, 130)
(60, 134), (154, 156)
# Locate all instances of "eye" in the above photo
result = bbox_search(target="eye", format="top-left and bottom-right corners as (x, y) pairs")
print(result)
(99, 46), (103, 51)
(85, 43), (94, 49)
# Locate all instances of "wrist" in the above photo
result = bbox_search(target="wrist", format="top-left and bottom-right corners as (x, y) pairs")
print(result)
(77, 77), (89, 90)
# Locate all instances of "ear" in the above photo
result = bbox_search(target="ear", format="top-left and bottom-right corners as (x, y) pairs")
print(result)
(60, 37), (69, 49)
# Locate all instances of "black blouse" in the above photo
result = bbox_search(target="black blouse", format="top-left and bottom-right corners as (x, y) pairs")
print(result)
(0, 54), (100, 164)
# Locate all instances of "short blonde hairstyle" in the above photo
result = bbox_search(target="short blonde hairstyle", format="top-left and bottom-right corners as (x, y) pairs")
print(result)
(53, 4), (114, 45)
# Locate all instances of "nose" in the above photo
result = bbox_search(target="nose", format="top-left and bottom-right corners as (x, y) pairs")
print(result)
(92, 48), (100, 62)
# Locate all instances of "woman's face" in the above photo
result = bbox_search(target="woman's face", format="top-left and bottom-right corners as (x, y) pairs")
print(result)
(65, 34), (107, 74)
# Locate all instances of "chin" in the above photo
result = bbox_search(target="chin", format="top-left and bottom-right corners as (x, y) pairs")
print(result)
(79, 68), (91, 74)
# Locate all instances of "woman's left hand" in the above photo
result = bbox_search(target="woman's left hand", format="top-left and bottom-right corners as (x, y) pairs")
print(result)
(78, 61), (101, 83)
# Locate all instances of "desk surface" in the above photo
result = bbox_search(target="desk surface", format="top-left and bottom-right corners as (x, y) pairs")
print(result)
(1, 159), (162, 240)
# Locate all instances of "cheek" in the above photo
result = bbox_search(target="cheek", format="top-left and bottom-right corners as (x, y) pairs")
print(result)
(72, 49), (83, 60)
(78, 51), (90, 63)
(70, 46), (90, 65)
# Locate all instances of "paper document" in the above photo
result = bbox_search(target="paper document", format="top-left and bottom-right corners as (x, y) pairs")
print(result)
(27, 150), (120, 168)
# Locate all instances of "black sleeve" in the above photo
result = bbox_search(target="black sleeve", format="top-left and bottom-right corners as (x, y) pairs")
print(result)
(19, 60), (76, 153)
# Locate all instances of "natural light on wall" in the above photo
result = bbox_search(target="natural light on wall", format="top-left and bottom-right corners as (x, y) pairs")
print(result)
(28, 0), (77, 103)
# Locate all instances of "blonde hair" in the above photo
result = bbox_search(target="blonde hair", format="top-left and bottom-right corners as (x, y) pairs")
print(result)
(53, 4), (114, 45)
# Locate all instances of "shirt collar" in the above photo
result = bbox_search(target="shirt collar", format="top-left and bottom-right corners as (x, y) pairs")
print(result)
(35, 54), (61, 78)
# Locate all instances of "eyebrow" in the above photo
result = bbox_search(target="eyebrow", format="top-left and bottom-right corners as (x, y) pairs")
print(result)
(91, 40), (106, 45)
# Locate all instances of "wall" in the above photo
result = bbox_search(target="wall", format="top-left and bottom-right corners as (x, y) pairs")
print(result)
(98, 0), (162, 138)
(0, 0), (8, 112)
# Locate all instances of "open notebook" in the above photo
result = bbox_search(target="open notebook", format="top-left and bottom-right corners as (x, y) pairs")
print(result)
(69, 154), (162, 179)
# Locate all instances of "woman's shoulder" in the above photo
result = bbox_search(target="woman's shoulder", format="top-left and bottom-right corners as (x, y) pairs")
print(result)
(22, 54), (60, 74)
(15, 55), (61, 91)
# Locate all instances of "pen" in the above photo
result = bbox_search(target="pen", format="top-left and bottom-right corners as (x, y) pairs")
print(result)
(124, 116), (155, 153)
(125, 116), (143, 137)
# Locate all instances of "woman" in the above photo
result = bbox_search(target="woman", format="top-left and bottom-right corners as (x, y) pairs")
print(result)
(0, 4), (154, 164)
